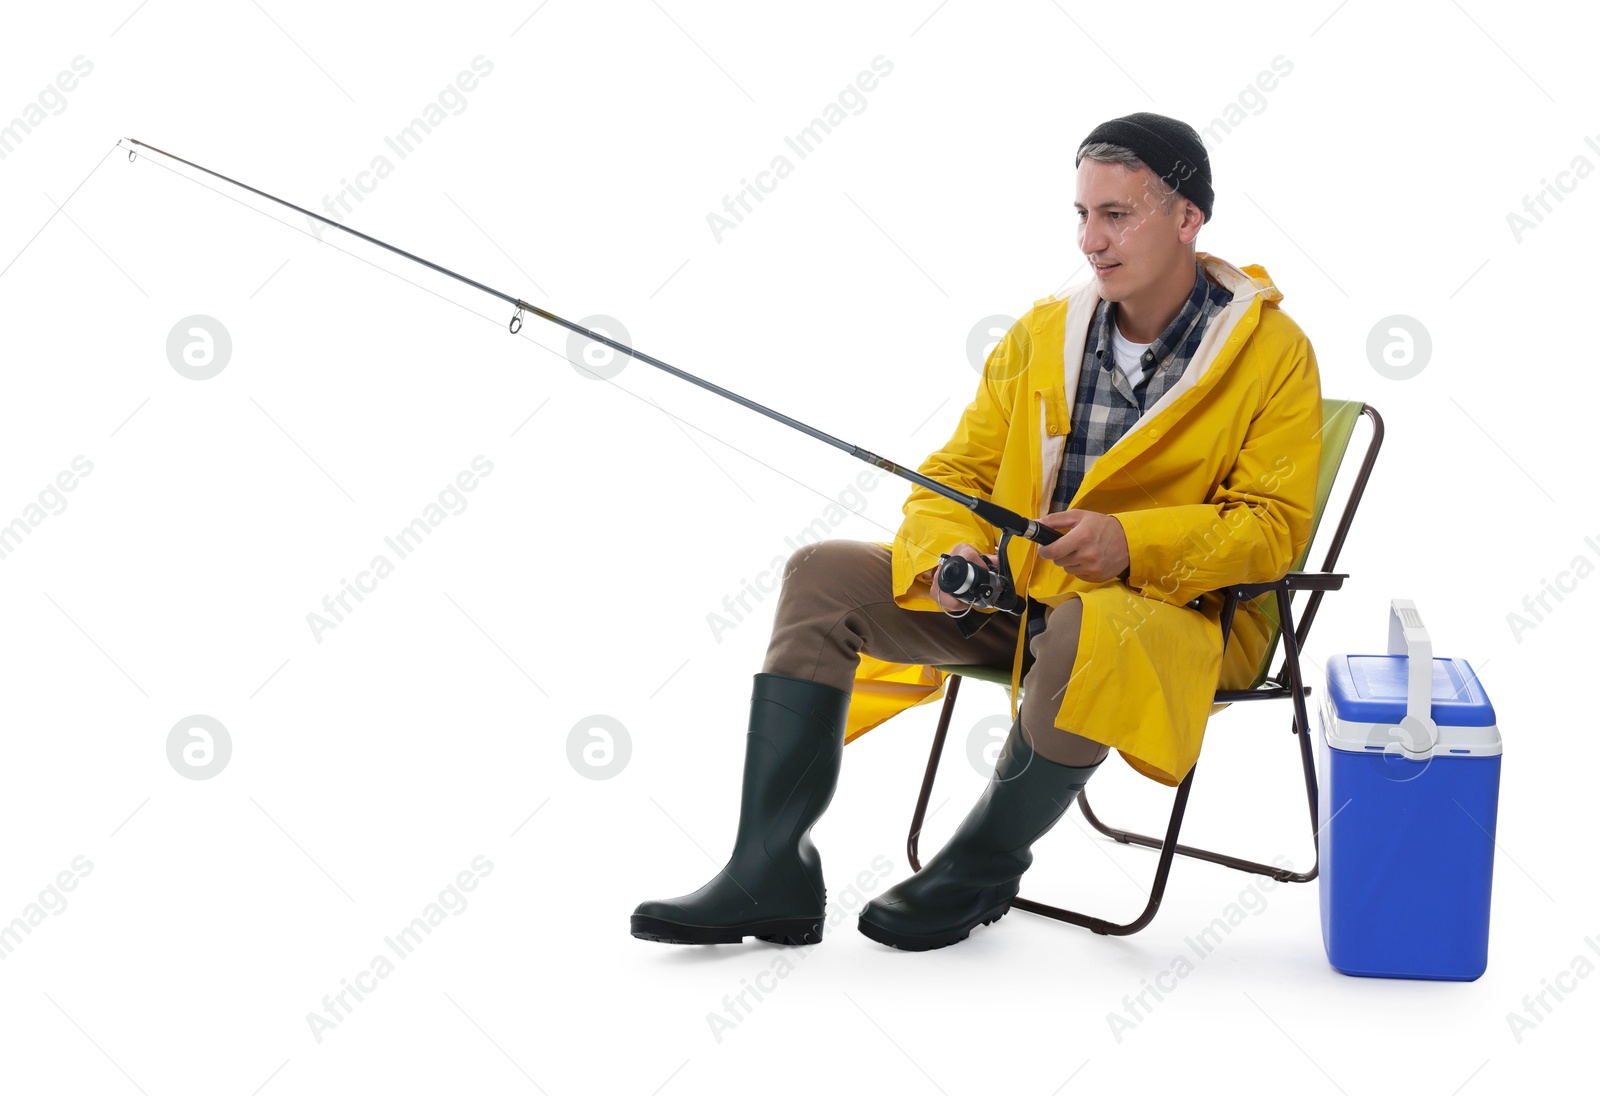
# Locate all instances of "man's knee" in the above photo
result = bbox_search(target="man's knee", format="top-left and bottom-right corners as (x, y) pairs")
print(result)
(1018, 598), (1084, 708)
(1028, 597), (1085, 668)
(779, 539), (885, 600)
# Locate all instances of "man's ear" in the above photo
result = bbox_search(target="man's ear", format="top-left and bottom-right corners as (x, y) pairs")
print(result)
(1178, 200), (1204, 244)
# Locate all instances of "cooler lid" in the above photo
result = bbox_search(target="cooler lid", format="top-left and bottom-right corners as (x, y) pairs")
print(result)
(1325, 653), (1496, 727)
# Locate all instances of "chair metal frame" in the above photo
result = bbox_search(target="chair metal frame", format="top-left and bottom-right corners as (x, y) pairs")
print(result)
(904, 404), (1385, 935)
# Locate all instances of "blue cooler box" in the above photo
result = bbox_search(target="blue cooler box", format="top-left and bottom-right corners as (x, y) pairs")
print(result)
(1317, 599), (1501, 980)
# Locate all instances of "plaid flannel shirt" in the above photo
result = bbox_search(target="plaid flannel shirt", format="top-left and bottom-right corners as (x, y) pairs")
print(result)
(1051, 258), (1234, 516)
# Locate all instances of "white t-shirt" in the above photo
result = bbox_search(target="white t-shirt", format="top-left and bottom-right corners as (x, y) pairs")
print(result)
(1109, 318), (1156, 387)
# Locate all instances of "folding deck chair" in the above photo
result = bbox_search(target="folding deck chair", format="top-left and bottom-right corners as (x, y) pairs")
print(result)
(904, 400), (1384, 935)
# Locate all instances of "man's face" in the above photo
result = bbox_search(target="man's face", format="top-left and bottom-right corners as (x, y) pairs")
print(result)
(1074, 157), (1198, 302)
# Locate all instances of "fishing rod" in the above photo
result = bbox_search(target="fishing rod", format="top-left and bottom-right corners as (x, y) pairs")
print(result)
(120, 137), (1057, 618)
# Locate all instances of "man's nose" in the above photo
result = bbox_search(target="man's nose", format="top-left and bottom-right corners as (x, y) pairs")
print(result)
(1079, 218), (1108, 257)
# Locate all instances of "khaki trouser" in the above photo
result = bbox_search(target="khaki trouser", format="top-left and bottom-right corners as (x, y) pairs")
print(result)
(762, 539), (1111, 767)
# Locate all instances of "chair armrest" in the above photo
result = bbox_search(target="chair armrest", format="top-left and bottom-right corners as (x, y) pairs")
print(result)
(1218, 572), (1348, 601)
(1194, 573), (1348, 654)
(1185, 572), (1347, 611)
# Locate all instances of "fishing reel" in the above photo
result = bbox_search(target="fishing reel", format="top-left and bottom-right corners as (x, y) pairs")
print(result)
(936, 553), (1021, 614)
(935, 528), (1024, 622)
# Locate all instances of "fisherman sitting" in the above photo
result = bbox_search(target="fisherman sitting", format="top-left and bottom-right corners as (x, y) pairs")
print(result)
(631, 112), (1322, 952)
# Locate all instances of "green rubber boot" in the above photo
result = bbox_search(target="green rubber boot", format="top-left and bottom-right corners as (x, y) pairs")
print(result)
(858, 718), (1102, 951)
(631, 672), (851, 945)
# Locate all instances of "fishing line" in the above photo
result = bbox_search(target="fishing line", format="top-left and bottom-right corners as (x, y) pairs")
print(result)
(0, 140), (122, 284)
(115, 139), (916, 549)
(119, 137), (1051, 618)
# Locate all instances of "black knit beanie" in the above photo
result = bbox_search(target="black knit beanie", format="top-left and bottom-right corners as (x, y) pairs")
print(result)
(1076, 112), (1213, 223)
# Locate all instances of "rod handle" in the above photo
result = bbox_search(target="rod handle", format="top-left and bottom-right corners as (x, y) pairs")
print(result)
(970, 498), (1062, 545)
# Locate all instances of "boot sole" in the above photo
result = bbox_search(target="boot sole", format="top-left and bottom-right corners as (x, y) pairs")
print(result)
(630, 914), (824, 946)
(856, 901), (1012, 952)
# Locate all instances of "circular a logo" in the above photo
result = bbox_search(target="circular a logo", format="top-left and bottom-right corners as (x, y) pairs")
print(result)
(166, 315), (233, 380)
(965, 714), (1013, 778)
(1366, 314), (1431, 381)
(1363, 718), (1434, 782)
(167, 714), (233, 780)
(966, 315), (1014, 375)
(568, 315), (631, 381)
(567, 714), (631, 780)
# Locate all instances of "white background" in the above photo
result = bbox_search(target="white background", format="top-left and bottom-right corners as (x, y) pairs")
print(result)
(2, 2), (1596, 1093)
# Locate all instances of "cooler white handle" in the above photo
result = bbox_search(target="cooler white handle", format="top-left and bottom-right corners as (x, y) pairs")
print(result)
(1387, 599), (1439, 758)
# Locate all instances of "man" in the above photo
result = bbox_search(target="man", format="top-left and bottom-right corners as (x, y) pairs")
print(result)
(631, 112), (1321, 951)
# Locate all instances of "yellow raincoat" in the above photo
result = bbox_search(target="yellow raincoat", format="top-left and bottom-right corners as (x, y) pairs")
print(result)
(847, 252), (1322, 786)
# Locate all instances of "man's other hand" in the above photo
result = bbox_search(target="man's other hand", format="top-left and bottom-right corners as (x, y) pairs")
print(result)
(1037, 510), (1130, 583)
